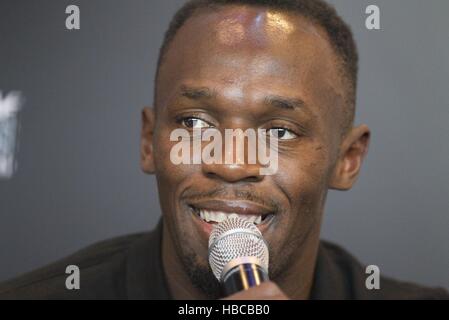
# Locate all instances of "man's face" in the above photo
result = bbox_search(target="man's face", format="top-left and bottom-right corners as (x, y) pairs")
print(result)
(146, 6), (352, 294)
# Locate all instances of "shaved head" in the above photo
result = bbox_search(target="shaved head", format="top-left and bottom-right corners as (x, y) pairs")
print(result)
(155, 0), (358, 134)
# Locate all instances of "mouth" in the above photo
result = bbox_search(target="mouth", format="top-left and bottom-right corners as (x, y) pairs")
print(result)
(190, 206), (274, 225)
(186, 199), (276, 239)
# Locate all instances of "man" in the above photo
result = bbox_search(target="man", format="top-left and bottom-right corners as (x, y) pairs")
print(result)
(0, 0), (448, 300)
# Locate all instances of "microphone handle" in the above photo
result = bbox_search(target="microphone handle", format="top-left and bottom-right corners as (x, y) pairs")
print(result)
(222, 263), (269, 296)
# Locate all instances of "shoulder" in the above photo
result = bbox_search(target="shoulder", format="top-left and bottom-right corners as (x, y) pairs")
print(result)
(319, 240), (449, 300)
(0, 233), (148, 300)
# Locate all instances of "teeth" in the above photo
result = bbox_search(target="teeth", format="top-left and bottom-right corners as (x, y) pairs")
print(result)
(198, 210), (264, 225)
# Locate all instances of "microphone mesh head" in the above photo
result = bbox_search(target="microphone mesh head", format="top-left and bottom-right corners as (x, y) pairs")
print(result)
(208, 217), (269, 281)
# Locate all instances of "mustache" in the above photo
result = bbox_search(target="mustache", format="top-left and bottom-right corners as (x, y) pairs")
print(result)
(181, 186), (281, 212)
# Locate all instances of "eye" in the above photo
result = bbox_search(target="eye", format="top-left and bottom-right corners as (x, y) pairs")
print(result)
(266, 127), (298, 140)
(180, 117), (213, 129)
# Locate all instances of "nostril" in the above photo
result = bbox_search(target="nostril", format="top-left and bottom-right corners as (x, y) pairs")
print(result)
(202, 163), (264, 183)
(205, 171), (261, 183)
(244, 176), (262, 183)
(205, 171), (218, 179)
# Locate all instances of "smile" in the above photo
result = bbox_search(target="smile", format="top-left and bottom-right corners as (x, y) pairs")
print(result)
(188, 199), (275, 227)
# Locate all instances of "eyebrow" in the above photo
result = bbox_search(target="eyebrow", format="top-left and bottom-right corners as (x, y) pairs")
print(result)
(179, 85), (216, 100)
(178, 85), (307, 112)
(263, 95), (307, 111)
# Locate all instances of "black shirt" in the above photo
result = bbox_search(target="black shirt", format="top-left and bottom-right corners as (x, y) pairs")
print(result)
(0, 221), (447, 300)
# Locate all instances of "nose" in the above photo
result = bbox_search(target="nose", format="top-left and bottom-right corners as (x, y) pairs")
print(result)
(202, 162), (264, 183)
(200, 127), (267, 183)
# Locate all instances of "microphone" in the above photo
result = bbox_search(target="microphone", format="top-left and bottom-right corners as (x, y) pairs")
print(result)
(208, 217), (269, 296)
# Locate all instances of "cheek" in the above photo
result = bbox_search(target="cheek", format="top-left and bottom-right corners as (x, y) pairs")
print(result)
(153, 130), (196, 185)
(279, 142), (331, 183)
(275, 143), (332, 211)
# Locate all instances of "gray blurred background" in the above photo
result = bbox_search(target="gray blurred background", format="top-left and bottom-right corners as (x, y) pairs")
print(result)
(0, 0), (448, 290)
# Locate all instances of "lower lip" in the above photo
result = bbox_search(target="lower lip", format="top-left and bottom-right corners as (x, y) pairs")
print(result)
(189, 207), (274, 242)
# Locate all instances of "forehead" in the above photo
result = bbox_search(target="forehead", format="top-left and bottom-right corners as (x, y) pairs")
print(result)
(157, 5), (345, 118)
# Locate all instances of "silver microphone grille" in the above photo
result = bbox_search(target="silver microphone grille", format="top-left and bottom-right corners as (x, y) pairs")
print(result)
(208, 217), (269, 281)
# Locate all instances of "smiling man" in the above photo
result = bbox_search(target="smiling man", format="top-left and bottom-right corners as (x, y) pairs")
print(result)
(0, 0), (448, 300)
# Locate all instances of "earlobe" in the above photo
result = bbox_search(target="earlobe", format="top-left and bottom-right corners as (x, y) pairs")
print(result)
(329, 125), (371, 190)
(141, 107), (156, 174)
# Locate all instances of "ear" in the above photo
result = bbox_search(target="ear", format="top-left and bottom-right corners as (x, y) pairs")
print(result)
(329, 124), (371, 190)
(141, 107), (156, 174)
